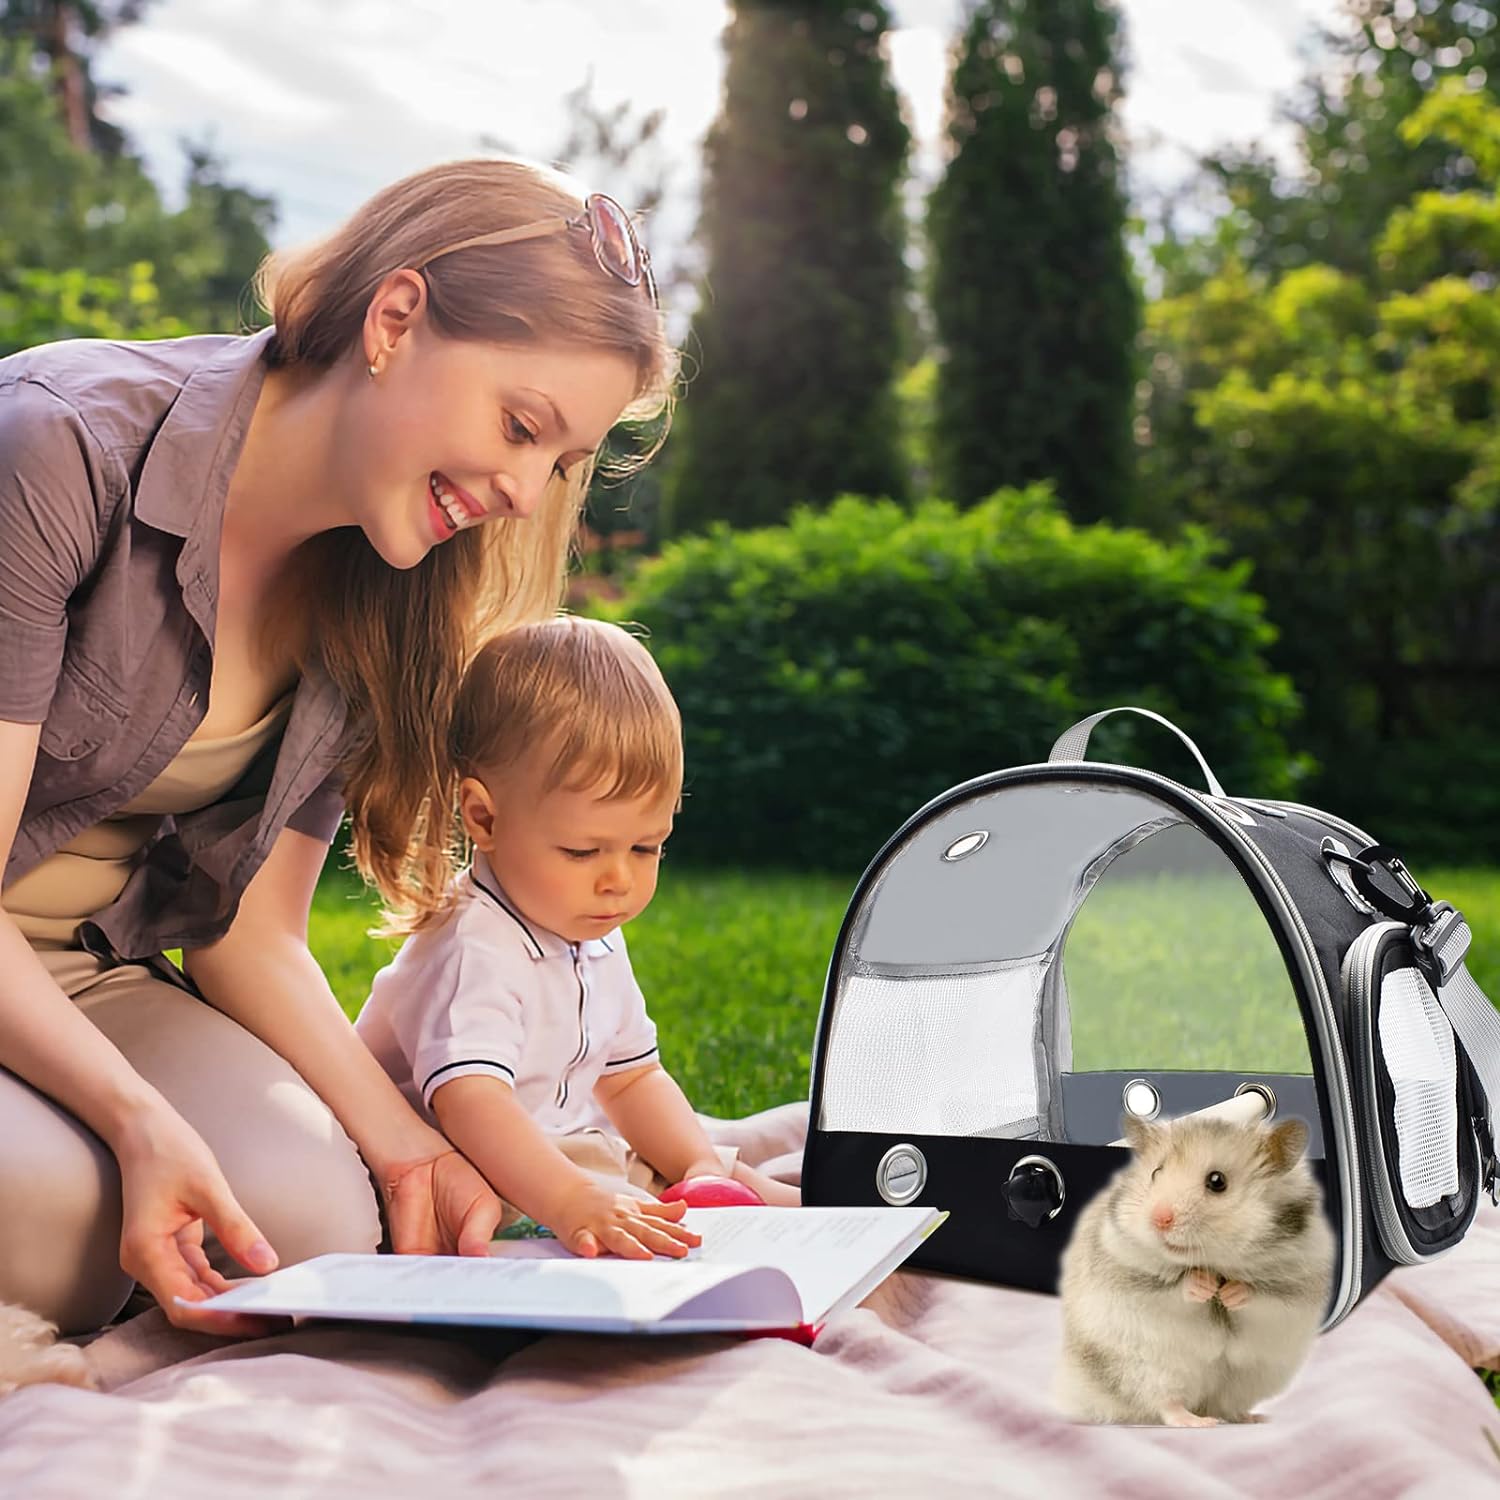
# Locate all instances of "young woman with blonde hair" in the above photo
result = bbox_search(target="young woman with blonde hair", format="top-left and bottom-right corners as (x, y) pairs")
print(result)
(0, 158), (683, 1335)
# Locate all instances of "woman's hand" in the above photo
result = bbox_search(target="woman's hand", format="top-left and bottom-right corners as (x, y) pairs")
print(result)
(379, 1145), (506, 1257)
(112, 1102), (281, 1337)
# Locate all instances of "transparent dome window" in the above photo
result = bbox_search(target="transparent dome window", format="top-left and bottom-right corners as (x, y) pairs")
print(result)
(816, 779), (1320, 1150)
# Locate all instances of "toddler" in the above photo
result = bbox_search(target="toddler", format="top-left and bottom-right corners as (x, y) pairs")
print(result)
(355, 616), (799, 1259)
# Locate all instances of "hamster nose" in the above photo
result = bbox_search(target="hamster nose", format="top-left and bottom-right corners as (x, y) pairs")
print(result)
(1151, 1205), (1176, 1232)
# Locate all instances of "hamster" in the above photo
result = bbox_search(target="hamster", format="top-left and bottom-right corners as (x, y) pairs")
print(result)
(1052, 1111), (1336, 1427)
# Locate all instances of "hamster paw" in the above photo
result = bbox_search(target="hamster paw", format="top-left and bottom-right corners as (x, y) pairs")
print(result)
(1217, 1279), (1253, 1310)
(1161, 1401), (1221, 1428)
(1183, 1268), (1222, 1303)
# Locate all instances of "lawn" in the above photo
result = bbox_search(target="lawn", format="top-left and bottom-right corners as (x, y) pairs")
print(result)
(312, 861), (850, 1117)
(312, 859), (1500, 1117)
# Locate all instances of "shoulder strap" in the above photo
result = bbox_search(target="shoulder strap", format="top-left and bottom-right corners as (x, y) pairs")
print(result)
(1420, 908), (1500, 1204)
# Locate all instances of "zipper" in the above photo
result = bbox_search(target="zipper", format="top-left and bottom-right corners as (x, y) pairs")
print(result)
(555, 950), (590, 1110)
(1343, 923), (1430, 1265)
(1262, 800), (1380, 851)
(1199, 793), (1366, 1323)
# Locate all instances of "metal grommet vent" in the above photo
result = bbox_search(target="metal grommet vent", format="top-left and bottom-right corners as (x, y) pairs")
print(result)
(1234, 1080), (1277, 1120)
(942, 831), (988, 862)
(876, 1143), (927, 1205)
(1007, 1154), (1066, 1222)
(1122, 1078), (1161, 1121)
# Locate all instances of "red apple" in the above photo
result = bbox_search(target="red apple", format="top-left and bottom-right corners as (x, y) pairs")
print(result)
(659, 1174), (765, 1207)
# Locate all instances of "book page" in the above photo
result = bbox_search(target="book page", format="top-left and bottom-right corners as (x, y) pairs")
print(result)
(203, 1251), (788, 1329)
(673, 1206), (942, 1323)
(199, 1205), (943, 1332)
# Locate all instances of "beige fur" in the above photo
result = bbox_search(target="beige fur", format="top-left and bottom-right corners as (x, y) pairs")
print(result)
(1053, 1115), (1335, 1426)
(0, 1302), (97, 1397)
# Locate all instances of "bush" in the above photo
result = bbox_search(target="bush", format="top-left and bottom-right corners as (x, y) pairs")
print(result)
(600, 487), (1304, 869)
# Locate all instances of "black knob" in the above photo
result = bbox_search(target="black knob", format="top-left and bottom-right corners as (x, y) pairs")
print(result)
(1003, 1163), (1062, 1228)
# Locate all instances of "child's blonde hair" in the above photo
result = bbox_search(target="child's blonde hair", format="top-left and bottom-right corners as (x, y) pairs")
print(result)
(394, 616), (682, 932)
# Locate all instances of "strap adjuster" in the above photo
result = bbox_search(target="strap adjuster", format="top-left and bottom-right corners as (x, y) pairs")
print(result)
(1414, 902), (1472, 989)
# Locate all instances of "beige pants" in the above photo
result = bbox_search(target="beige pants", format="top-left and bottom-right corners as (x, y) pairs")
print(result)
(0, 950), (382, 1335)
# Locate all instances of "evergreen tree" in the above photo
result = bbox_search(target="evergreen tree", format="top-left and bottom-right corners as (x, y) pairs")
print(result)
(927, 0), (1137, 523)
(662, 1), (911, 535)
(1, 1), (154, 153)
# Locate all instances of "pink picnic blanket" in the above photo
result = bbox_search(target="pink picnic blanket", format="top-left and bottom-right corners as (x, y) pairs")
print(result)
(3, 1102), (1498, 1499)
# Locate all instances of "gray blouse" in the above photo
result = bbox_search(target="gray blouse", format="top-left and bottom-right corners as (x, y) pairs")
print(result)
(0, 329), (349, 960)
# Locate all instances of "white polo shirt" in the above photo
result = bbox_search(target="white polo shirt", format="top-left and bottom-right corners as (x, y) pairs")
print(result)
(354, 851), (660, 1136)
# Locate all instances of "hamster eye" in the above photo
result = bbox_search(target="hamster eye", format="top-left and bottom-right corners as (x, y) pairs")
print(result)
(1206, 1171), (1227, 1193)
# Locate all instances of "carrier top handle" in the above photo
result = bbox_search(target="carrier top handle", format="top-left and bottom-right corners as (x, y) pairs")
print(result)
(1048, 706), (1228, 801)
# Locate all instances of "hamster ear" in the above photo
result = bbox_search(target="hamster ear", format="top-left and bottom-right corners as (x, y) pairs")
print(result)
(1263, 1118), (1310, 1173)
(1122, 1113), (1160, 1154)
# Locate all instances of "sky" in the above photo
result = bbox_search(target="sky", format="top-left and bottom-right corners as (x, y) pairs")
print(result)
(94, 0), (1351, 283)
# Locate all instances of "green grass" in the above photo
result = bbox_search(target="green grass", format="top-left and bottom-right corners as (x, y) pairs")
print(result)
(311, 863), (851, 1117)
(1065, 865), (1500, 1074)
(1065, 871), (1313, 1073)
(309, 865), (401, 1017)
(309, 861), (1500, 1115)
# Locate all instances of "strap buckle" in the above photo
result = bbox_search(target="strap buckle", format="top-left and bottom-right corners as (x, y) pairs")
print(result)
(1414, 902), (1472, 989)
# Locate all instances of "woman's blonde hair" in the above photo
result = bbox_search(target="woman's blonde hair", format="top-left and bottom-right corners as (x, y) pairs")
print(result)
(251, 158), (676, 922)
(394, 615), (680, 933)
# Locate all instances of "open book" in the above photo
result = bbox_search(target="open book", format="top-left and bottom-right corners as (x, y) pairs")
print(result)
(193, 1205), (947, 1336)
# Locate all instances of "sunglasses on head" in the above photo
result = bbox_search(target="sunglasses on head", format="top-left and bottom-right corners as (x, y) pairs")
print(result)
(416, 193), (657, 307)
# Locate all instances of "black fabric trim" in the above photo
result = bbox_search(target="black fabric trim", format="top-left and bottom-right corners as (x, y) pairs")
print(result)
(423, 1058), (515, 1094)
(469, 872), (545, 957)
(604, 1046), (659, 1069)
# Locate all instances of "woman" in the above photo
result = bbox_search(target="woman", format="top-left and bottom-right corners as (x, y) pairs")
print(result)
(0, 159), (681, 1335)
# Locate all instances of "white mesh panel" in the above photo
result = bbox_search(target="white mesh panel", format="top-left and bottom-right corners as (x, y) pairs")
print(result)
(818, 964), (1045, 1135)
(1379, 967), (1460, 1208)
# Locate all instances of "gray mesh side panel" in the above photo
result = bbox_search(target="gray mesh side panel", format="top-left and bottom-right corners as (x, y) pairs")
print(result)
(818, 963), (1045, 1135)
(1379, 967), (1460, 1208)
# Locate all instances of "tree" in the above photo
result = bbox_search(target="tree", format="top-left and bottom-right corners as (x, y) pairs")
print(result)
(927, 0), (1138, 524)
(0, 39), (275, 346)
(1138, 78), (1500, 849)
(1186, 0), (1500, 288)
(661, 1), (911, 535)
(1, 1), (154, 153)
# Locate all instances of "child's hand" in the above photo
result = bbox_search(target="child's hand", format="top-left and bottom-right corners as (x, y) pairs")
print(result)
(551, 1183), (703, 1260)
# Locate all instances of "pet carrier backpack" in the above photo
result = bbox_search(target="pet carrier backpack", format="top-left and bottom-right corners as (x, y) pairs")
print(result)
(802, 707), (1500, 1327)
